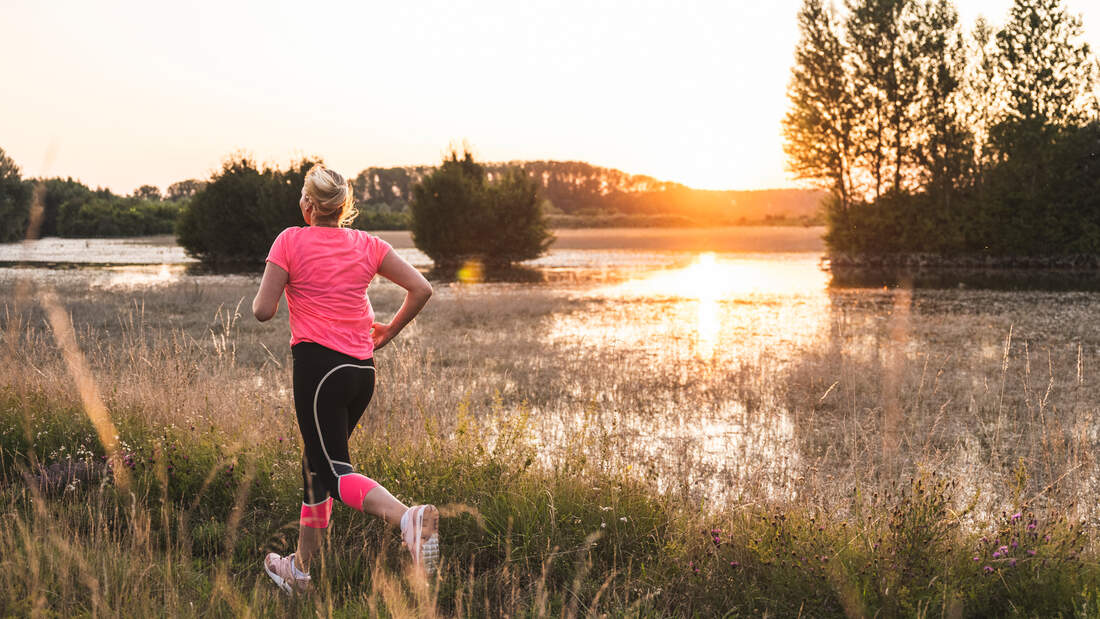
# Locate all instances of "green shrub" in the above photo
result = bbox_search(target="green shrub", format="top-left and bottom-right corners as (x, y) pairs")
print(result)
(176, 156), (309, 266)
(56, 196), (181, 237)
(352, 205), (410, 230)
(0, 147), (32, 243)
(410, 148), (552, 269)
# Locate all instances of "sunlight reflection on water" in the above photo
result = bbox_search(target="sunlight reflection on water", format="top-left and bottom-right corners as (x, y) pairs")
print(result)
(4, 239), (841, 506)
(550, 252), (832, 367)
(533, 252), (831, 503)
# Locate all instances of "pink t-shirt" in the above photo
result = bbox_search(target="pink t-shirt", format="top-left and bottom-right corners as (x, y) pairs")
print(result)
(266, 226), (393, 360)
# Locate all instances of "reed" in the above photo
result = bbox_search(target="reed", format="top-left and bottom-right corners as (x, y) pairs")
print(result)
(2, 274), (1099, 616)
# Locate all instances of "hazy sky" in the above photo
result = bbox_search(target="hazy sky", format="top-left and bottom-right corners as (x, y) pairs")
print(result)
(2, 0), (1098, 194)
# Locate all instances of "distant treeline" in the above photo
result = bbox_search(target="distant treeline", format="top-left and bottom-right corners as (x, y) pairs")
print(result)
(0, 148), (824, 243)
(0, 150), (195, 242)
(785, 0), (1100, 259)
(354, 161), (825, 225)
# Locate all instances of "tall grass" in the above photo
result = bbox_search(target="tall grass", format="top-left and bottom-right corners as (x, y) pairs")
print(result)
(2, 273), (1100, 615)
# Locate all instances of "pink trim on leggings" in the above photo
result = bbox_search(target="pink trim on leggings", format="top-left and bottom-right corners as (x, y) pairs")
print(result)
(337, 473), (379, 511)
(300, 497), (334, 529)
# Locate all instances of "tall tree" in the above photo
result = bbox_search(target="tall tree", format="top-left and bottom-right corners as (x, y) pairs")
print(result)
(995, 0), (1096, 128)
(166, 179), (206, 201)
(965, 17), (1001, 194)
(0, 148), (32, 242)
(410, 148), (552, 269)
(910, 0), (973, 208)
(176, 156), (308, 265)
(39, 177), (94, 237)
(783, 0), (857, 211)
(985, 0), (1098, 247)
(132, 185), (162, 201)
(845, 0), (903, 199)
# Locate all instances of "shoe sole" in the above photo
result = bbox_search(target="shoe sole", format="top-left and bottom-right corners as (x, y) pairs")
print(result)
(264, 562), (294, 594)
(405, 505), (441, 577)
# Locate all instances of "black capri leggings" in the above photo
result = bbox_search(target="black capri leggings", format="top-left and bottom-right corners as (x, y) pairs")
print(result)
(292, 341), (376, 507)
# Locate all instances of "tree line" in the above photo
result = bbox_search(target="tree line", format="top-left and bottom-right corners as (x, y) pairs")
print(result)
(785, 0), (1099, 257)
(355, 160), (823, 224)
(174, 150), (551, 269)
(0, 147), (198, 242)
(0, 146), (825, 245)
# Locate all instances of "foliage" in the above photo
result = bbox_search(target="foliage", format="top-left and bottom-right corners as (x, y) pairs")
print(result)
(786, 0), (1100, 257)
(2, 387), (1099, 615)
(976, 121), (1100, 255)
(38, 178), (99, 238)
(351, 203), (411, 230)
(0, 147), (32, 243)
(175, 156), (309, 266)
(994, 0), (1097, 127)
(165, 179), (206, 201)
(784, 0), (857, 210)
(358, 160), (825, 225)
(31, 177), (180, 238)
(132, 184), (162, 201)
(0, 151), (189, 241)
(410, 148), (552, 268)
(481, 167), (553, 264)
(56, 196), (181, 237)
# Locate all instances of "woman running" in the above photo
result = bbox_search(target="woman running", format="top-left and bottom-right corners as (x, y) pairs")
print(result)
(253, 164), (439, 594)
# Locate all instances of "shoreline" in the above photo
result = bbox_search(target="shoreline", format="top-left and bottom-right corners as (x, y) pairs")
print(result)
(827, 252), (1100, 270)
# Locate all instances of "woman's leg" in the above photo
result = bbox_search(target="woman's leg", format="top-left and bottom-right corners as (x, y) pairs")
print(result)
(343, 367), (409, 526)
(290, 343), (438, 573)
(295, 453), (333, 572)
(295, 525), (325, 572)
(360, 484), (407, 525)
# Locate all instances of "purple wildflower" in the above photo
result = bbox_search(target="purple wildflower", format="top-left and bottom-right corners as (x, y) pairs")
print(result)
(984, 566), (994, 574)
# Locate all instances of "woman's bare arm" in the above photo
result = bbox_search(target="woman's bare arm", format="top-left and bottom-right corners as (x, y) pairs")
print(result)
(371, 249), (432, 349)
(253, 262), (289, 322)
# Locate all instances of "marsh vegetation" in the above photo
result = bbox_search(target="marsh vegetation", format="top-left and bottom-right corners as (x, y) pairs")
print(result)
(1, 235), (1099, 615)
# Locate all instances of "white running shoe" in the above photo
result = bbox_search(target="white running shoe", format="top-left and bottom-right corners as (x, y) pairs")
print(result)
(401, 505), (441, 576)
(263, 552), (312, 594)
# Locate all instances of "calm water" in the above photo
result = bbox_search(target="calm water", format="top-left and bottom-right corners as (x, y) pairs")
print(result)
(4, 231), (1097, 507)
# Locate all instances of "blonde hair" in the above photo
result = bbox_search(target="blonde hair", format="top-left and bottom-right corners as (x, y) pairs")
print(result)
(303, 164), (357, 227)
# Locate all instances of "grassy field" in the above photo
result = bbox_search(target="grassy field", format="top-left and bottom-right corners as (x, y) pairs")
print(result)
(2, 268), (1100, 616)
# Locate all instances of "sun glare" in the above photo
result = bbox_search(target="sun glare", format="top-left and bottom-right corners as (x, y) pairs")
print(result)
(608, 251), (825, 300)
(591, 252), (830, 360)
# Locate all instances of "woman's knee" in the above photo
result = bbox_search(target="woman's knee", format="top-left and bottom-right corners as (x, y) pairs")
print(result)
(336, 473), (380, 511)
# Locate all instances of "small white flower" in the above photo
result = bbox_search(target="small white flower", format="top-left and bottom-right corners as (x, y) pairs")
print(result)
(619, 517), (628, 522)
(600, 522), (606, 528)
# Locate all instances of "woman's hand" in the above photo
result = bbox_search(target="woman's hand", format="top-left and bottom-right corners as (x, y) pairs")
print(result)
(371, 321), (397, 350)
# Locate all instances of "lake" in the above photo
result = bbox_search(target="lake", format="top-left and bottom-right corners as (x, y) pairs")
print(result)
(1, 226), (1097, 515)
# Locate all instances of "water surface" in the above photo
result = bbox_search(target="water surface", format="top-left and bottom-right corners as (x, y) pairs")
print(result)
(3, 230), (1095, 510)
